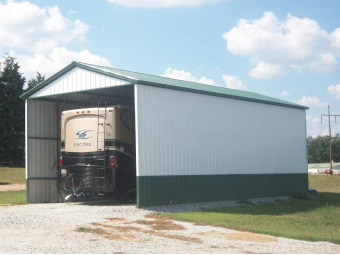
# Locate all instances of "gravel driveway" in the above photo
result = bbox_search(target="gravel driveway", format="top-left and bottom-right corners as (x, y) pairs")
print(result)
(1, 200), (340, 254)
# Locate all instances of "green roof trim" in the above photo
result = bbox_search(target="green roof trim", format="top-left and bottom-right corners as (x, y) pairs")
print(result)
(21, 61), (308, 110)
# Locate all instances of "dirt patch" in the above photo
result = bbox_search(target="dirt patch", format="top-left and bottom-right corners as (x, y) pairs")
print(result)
(105, 233), (146, 243)
(198, 231), (217, 236)
(144, 230), (202, 243)
(0, 184), (25, 192)
(139, 215), (186, 230)
(151, 220), (186, 231)
(106, 217), (128, 223)
(77, 226), (146, 243)
(75, 227), (109, 236)
(0, 203), (25, 207)
(91, 223), (143, 232)
(144, 213), (170, 220)
(133, 219), (156, 225)
(226, 232), (277, 243)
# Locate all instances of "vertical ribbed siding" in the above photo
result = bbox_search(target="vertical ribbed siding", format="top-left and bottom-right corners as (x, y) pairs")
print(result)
(26, 100), (58, 203)
(28, 179), (58, 203)
(30, 67), (130, 98)
(135, 85), (307, 177)
(26, 100), (83, 203)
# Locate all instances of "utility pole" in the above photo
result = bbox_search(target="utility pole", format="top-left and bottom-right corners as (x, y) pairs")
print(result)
(321, 105), (340, 174)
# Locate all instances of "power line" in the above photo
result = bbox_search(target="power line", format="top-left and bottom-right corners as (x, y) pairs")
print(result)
(321, 105), (340, 173)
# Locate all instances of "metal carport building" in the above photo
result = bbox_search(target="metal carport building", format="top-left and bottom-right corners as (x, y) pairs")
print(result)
(21, 61), (309, 207)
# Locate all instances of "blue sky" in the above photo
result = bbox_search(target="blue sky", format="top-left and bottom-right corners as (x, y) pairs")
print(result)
(0, 0), (339, 137)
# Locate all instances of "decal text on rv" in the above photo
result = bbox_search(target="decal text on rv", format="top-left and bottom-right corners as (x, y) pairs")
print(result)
(74, 142), (92, 147)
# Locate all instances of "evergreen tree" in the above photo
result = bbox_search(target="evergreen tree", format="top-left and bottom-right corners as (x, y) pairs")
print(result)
(24, 72), (45, 92)
(0, 55), (25, 166)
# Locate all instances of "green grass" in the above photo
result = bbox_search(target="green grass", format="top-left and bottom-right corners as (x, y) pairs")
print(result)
(0, 167), (26, 205)
(0, 167), (25, 185)
(0, 190), (26, 205)
(162, 175), (340, 244)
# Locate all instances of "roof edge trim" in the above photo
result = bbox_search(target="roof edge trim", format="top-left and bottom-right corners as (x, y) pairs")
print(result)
(20, 62), (138, 100)
(135, 81), (309, 110)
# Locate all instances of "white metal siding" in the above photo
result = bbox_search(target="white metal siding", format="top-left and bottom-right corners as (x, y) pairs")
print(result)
(30, 67), (130, 98)
(135, 85), (307, 176)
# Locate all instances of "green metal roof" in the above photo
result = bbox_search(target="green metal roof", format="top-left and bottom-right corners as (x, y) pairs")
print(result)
(21, 61), (308, 110)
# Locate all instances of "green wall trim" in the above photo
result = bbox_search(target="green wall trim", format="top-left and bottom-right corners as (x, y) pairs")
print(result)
(136, 173), (308, 207)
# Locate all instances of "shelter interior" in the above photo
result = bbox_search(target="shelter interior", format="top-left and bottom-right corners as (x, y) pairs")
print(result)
(27, 85), (136, 203)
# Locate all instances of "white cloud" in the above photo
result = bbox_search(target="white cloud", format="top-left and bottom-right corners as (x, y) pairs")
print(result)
(106, 0), (225, 8)
(281, 90), (289, 97)
(8, 47), (112, 80)
(162, 68), (217, 86)
(209, 66), (220, 73)
(0, 1), (112, 82)
(198, 65), (205, 70)
(222, 75), (247, 91)
(249, 62), (285, 79)
(306, 115), (340, 137)
(68, 10), (77, 15)
(328, 84), (340, 99)
(306, 115), (322, 137)
(222, 12), (339, 78)
(0, 1), (88, 54)
(296, 96), (327, 107)
(102, 27), (105, 32)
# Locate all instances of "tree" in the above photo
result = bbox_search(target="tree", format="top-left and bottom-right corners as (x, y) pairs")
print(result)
(0, 55), (25, 166)
(307, 134), (340, 163)
(24, 72), (45, 92)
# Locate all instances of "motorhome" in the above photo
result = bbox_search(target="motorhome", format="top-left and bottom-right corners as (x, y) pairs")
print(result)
(59, 105), (135, 199)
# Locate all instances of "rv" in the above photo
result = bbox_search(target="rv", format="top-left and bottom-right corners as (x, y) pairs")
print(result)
(59, 105), (135, 199)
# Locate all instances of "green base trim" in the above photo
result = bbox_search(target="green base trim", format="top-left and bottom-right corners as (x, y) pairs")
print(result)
(136, 173), (308, 207)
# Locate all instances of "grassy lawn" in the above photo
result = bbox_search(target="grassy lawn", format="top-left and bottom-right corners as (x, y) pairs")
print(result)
(0, 167), (26, 205)
(162, 175), (340, 244)
(0, 167), (25, 185)
(0, 190), (26, 205)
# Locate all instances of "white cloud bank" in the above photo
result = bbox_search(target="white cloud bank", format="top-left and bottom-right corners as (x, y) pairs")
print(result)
(248, 62), (285, 79)
(8, 47), (111, 79)
(328, 84), (340, 99)
(222, 75), (247, 91)
(0, 1), (88, 54)
(306, 115), (323, 137)
(106, 0), (225, 8)
(162, 68), (217, 86)
(296, 96), (327, 107)
(0, 1), (111, 80)
(222, 12), (340, 79)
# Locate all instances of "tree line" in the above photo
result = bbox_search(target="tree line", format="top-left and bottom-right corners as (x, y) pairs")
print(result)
(307, 134), (340, 163)
(0, 55), (45, 166)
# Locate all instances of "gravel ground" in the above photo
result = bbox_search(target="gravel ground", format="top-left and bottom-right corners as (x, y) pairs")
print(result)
(1, 198), (340, 254)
